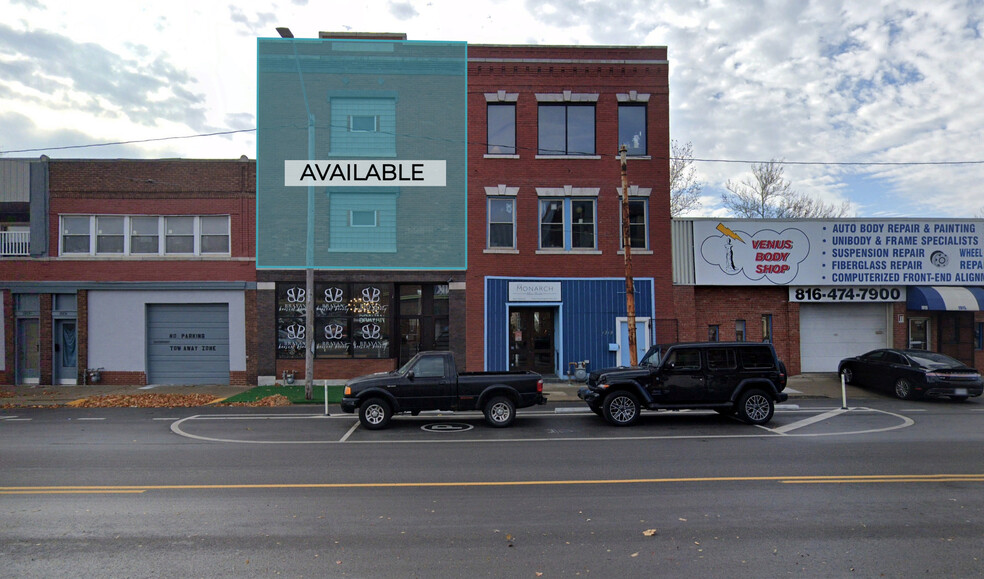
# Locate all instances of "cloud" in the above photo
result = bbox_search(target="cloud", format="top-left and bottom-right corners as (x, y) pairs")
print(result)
(0, 22), (210, 131)
(389, 1), (419, 20)
(227, 6), (278, 35)
(0, 111), (148, 158)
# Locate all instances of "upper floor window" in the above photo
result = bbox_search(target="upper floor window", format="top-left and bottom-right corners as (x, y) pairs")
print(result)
(621, 199), (649, 250)
(488, 197), (516, 249)
(538, 104), (595, 155)
(618, 104), (647, 156)
(61, 216), (91, 254)
(538, 195), (597, 251)
(59, 215), (230, 257)
(487, 103), (516, 155)
(329, 96), (396, 157)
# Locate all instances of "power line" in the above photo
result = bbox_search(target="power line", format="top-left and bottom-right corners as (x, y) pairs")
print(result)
(4, 126), (984, 167)
(0, 129), (255, 155)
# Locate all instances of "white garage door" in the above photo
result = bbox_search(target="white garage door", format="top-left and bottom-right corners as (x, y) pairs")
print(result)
(147, 304), (230, 385)
(799, 303), (890, 372)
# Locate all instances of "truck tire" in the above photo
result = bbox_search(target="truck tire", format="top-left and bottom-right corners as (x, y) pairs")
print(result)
(359, 397), (392, 430)
(483, 396), (515, 428)
(603, 390), (640, 426)
(736, 389), (774, 425)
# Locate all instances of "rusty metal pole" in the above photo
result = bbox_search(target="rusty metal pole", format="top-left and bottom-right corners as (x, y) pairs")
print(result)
(619, 145), (638, 366)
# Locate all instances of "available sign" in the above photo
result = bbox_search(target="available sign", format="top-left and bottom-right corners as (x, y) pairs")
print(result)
(693, 219), (984, 286)
(284, 160), (446, 187)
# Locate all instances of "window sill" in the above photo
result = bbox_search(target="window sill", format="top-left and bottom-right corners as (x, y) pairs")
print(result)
(483, 154), (520, 159)
(484, 248), (519, 254)
(535, 155), (602, 160)
(536, 249), (602, 255)
(618, 249), (652, 255)
(57, 254), (239, 260)
(625, 155), (651, 160)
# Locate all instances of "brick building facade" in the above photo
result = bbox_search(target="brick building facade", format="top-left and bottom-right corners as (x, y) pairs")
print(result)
(0, 158), (257, 386)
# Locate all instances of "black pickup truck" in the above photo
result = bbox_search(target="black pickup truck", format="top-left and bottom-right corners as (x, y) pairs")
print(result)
(340, 351), (545, 429)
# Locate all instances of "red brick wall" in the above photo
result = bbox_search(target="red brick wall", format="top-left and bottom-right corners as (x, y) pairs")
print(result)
(689, 286), (801, 374)
(464, 45), (672, 371)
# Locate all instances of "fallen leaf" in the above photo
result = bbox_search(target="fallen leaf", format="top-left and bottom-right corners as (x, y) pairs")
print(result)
(643, 529), (658, 537)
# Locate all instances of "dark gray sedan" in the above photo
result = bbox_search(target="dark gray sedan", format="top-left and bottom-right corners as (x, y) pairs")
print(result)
(838, 349), (983, 401)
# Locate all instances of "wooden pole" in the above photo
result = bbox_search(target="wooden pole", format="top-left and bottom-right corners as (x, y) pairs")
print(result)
(619, 145), (638, 366)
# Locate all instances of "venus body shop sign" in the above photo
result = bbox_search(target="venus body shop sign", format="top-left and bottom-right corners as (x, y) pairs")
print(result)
(693, 219), (984, 286)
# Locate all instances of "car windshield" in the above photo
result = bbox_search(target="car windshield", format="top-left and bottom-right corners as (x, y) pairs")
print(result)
(905, 351), (962, 370)
(640, 346), (661, 366)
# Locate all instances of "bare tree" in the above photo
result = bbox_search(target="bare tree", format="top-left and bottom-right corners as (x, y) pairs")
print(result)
(669, 140), (703, 216)
(722, 159), (851, 218)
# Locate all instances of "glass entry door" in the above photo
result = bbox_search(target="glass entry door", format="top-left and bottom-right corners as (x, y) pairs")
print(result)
(908, 318), (929, 350)
(16, 318), (40, 384)
(54, 319), (78, 384)
(509, 308), (555, 374)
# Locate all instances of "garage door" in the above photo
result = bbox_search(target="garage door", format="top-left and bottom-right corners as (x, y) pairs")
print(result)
(147, 304), (229, 385)
(799, 303), (889, 372)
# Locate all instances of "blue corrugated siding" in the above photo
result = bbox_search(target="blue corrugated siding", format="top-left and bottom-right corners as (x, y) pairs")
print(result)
(485, 277), (654, 374)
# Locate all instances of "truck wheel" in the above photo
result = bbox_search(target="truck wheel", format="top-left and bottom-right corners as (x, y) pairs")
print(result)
(737, 389), (774, 425)
(603, 391), (640, 426)
(359, 397), (392, 430)
(483, 396), (515, 428)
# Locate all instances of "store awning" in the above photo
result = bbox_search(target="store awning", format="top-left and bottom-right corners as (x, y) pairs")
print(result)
(907, 286), (984, 311)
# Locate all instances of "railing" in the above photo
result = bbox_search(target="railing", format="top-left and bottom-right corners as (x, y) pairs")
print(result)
(0, 230), (30, 256)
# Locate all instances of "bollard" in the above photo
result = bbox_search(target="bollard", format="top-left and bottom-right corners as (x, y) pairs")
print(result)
(840, 372), (848, 410)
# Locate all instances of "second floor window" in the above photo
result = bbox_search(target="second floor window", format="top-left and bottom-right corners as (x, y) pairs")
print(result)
(487, 104), (516, 155)
(59, 215), (230, 257)
(487, 197), (515, 249)
(620, 199), (649, 250)
(538, 104), (595, 155)
(538, 198), (597, 250)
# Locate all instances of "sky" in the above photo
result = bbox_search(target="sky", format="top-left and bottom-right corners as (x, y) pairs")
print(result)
(2, 0), (983, 218)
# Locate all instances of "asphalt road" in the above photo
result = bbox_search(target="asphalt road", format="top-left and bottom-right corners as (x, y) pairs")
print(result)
(3, 397), (984, 578)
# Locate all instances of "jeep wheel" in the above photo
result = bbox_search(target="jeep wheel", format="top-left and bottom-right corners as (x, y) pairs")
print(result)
(603, 391), (640, 426)
(359, 397), (392, 430)
(483, 396), (515, 428)
(737, 389), (774, 425)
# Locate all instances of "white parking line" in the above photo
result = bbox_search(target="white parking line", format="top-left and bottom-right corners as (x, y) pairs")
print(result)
(770, 408), (848, 434)
(339, 421), (360, 442)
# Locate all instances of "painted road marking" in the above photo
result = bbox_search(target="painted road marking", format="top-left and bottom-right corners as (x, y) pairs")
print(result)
(339, 421), (360, 443)
(770, 408), (848, 434)
(170, 407), (914, 445)
(4, 473), (983, 495)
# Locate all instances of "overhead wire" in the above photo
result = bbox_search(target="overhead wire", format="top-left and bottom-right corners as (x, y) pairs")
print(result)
(3, 124), (984, 167)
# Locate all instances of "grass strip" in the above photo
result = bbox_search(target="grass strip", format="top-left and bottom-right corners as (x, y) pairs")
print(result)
(222, 385), (344, 405)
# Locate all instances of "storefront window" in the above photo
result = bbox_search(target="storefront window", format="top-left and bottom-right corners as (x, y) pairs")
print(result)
(276, 282), (392, 359)
(396, 283), (450, 366)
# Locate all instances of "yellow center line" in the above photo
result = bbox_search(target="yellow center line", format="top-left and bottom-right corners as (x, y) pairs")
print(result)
(2, 474), (983, 494)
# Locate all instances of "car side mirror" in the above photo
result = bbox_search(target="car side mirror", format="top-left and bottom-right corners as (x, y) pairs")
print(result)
(407, 371), (415, 381)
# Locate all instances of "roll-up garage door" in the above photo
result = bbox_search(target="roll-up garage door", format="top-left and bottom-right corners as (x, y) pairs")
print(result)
(799, 303), (889, 372)
(147, 304), (229, 385)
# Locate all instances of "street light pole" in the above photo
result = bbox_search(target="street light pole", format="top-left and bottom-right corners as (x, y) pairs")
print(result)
(619, 145), (638, 366)
(279, 26), (315, 400)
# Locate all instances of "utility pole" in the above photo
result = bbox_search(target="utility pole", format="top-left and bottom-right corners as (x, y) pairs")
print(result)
(619, 145), (638, 366)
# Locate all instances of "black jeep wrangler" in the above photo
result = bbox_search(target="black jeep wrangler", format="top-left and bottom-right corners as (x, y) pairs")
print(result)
(578, 342), (788, 426)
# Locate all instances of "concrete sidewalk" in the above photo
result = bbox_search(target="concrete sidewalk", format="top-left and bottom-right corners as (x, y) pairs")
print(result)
(1, 373), (868, 408)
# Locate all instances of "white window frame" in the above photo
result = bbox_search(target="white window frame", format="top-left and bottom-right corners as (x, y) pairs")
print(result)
(350, 210), (378, 227)
(487, 197), (516, 250)
(58, 215), (231, 257)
